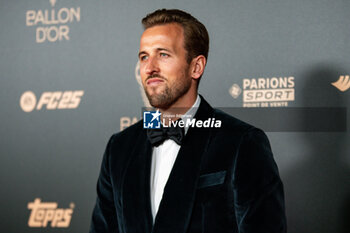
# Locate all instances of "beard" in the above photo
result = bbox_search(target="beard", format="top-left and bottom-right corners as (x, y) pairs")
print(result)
(144, 73), (191, 109)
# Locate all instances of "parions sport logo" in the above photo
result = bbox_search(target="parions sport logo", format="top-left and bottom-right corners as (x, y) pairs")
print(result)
(229, 76), (295, 107)
(27, 198), (74, 228)
(20, 90), (84, 112)
(25, 0), (81, 43)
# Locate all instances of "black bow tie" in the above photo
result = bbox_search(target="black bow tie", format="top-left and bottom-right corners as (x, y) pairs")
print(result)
(147, 124), (185, 147)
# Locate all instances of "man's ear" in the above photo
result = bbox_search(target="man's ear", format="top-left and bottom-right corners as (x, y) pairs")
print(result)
(190, 55), (206, 80)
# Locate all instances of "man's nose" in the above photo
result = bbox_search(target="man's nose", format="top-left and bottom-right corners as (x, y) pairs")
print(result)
(145, 57), (160, 75)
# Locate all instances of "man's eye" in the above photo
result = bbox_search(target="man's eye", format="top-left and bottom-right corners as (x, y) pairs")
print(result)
(140, 55), (148, 61)
(160, 53), (169, 57)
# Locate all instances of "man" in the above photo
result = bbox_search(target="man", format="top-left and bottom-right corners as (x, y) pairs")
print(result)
(90, 9), (286, 233)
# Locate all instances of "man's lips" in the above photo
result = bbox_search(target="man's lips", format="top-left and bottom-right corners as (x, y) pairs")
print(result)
(146, 78), (165, 86)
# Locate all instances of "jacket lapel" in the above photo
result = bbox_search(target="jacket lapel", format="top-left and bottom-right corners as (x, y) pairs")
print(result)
(152, 97), (214, 233)
(121, 126), (153, 233)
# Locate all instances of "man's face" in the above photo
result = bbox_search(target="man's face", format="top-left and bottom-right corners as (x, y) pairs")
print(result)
(139, 23), (192, 109)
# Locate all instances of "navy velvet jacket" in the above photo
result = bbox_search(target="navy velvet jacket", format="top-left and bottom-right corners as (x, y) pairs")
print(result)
(90, 96), (287, 233)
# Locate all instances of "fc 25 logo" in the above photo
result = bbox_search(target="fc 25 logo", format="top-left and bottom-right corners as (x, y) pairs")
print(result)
(20, 90), (84, 112)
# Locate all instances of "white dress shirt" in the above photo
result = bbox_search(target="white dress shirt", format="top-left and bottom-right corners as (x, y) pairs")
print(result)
(150, 95), (201, 220)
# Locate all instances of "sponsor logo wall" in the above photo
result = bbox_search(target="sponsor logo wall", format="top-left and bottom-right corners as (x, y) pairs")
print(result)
(20, 90), (84, 112)
(332, 75), (350, 92)
(28, 198), (74, 228)
(25, 0), (81, 43)
(1, 1), (349, 233)
(230, 76), (295, 107)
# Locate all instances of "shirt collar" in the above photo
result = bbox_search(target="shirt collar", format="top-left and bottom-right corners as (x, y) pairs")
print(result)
(181, 94), (201, 134)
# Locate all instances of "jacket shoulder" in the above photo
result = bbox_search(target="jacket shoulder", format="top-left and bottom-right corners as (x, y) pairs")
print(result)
(109, 119), (144, 144)
(213, 108), (257, 134)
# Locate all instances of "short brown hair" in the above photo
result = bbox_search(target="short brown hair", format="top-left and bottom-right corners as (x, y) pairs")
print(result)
(142, 9), (209, 64)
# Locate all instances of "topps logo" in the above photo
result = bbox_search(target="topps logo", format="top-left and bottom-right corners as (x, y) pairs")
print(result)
(20, 90), (84, 112)
(27, 198), (74, 228)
